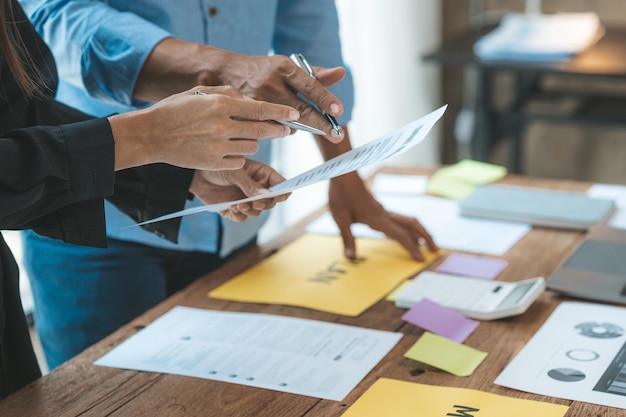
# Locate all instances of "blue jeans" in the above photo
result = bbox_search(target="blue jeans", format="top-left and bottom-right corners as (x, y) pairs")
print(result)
(22, 231), (249, 370)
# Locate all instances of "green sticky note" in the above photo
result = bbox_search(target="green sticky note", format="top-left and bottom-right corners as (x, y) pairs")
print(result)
(404, 332), (487, 376)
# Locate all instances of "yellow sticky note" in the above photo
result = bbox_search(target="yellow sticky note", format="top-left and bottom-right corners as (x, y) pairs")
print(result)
(404, 332), (487, 376)
(209, 234), (440, 316)
(427, 159), (507, 200)
(427, 175), (476, 200)
(343, 378), (569, 417)
(446, 159), (508, 184)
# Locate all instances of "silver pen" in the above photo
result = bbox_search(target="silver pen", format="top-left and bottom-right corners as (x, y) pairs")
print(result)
(289, 53), (344, 139)
(193, 90), (325, 135)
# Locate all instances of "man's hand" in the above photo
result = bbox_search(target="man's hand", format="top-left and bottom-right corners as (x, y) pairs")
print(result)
(215, 53), (346, 142)
(134, 38), (346, 142)
(189, 159), (290, 222)
(328, 172), (439, 261)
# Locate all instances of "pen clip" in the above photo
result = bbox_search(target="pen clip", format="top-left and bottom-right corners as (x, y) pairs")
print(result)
(290, 53), (315, 79)
(288, 53), (344, 139)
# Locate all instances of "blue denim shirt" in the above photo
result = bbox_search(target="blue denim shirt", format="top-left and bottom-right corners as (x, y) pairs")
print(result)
(21, 0), (354, 255)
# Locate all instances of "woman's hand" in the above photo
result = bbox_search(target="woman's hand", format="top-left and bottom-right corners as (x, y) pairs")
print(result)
(109, 85), (299, 171)
(189, 159), (290, 222)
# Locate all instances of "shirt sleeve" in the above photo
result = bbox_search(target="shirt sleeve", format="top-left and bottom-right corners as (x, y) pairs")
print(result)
(20, 0), (172, 107)
(273, 0), (354, 125)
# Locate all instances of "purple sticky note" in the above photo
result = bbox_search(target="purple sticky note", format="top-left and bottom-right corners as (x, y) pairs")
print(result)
(402, 298), (479, 343)
(437, 253), (507, 280)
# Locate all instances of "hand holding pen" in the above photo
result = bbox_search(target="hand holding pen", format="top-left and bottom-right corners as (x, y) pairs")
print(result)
(289, 53), (344, 140)
(179, 46), (346, 142)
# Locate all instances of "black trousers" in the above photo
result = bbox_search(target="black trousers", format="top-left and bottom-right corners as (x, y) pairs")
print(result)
(0, 236), (41, 400)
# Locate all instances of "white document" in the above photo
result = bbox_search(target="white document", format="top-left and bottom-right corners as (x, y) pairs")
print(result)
(371, 174), (429, 196)
(587, 183), (626, 230)
(495, 302), (626, 409)
(136, 106), (446, 226)
(94, 306), (402, 401)
(306, 195), (530, 256)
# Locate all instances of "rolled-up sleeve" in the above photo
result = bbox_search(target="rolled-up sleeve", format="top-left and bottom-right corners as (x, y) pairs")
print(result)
(21, 0), (172, 106)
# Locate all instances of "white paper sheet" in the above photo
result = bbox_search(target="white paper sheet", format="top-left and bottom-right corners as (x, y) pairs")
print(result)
(94, 306), (402, 401)
(587, 183), (626, 230)
(306, 195), (530, 256)
(495, 302), (626, 409)
(135, 106), (446, 226)
(371, 174), (429, 196)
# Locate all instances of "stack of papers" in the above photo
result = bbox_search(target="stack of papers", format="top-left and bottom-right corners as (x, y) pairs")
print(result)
(474, 12), (604, 61)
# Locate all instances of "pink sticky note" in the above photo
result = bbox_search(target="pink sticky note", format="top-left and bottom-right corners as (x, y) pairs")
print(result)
(437, 253), (507, 280)
(402, 298), (479, 343)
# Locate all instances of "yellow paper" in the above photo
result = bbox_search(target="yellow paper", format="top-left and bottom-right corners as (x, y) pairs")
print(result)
(343, 378), (569, 417)
(427, 159), (507, 200)
(209, 234), (439, 316)
(404, 332), (487, 376)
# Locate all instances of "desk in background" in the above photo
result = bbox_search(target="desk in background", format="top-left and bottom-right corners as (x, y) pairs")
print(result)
(425, 25), (626, 173)
(0, 166), (623, 417)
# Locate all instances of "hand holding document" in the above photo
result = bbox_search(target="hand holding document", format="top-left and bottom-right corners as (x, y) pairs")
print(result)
(135, 105), (447, 226)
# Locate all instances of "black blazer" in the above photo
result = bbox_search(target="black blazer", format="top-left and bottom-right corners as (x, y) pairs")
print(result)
(0, 0), (192, 398)
(0, 0), (193, 246)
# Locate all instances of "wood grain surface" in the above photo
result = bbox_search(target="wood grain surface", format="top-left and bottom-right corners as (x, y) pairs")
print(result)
(1, 166), (622, 417)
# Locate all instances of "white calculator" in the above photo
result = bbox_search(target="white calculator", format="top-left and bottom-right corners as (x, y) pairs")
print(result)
(394, 271), (545, 320)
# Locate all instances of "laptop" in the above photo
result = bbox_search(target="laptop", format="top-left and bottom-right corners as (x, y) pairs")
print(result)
(547, 226), (626, 304)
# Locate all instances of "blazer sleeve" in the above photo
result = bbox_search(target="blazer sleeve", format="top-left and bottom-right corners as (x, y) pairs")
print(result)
(0, 118), (115, 247)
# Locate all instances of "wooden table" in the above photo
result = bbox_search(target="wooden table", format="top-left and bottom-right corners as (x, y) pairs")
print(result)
(1, 166), (623, 416)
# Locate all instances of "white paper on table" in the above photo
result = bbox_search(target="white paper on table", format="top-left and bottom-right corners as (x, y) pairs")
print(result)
(371, 174), (429, 196)
(587, 183), (626, 229)
(495, 302), (626, 410)
(94, 306), (402, 401)
(306, 194), (530, 256)
(134, 105), (446, 226)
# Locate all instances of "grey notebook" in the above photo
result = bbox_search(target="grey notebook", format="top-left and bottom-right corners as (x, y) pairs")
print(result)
(547, 226), (626, 304)
(459, 184), (615, 230)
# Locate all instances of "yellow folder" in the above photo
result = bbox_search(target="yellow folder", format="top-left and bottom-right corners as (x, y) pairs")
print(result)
(209, 234), (439, 316)
(343, 378), (568, 417)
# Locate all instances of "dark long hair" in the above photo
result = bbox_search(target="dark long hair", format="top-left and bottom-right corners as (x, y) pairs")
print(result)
(0, 0), (41, 97)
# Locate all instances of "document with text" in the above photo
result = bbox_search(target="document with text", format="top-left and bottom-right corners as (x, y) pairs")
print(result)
(95, 306), (402, 401)
(136, 105), (446, 226)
